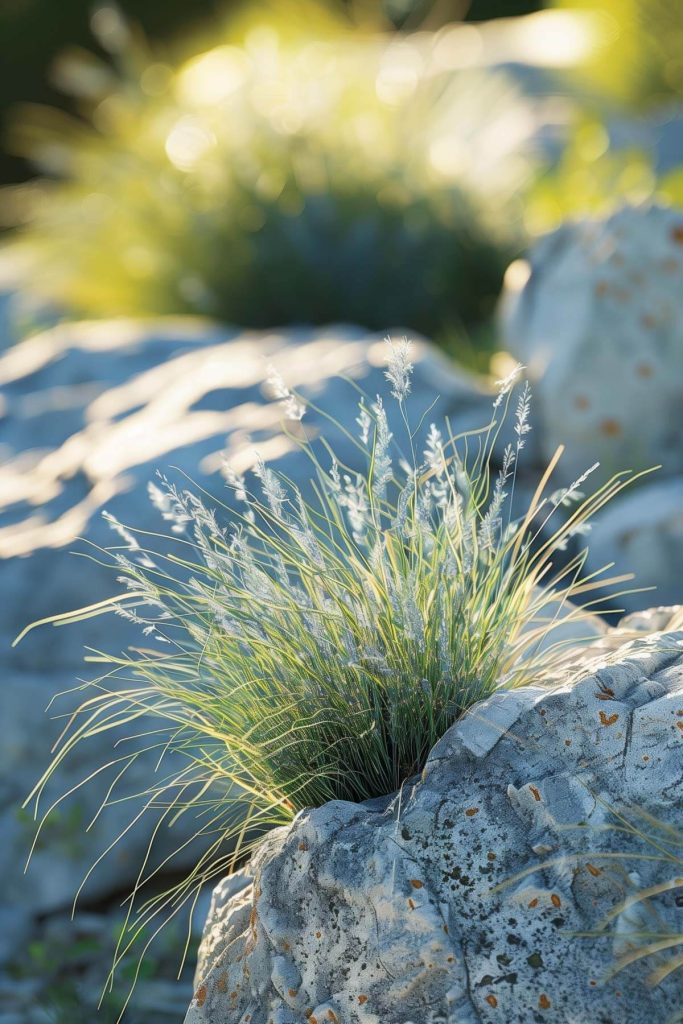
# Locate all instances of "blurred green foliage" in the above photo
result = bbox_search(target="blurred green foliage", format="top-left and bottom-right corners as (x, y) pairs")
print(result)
(8, 910), (194, 1023)
(0, 0), (540, 186)
(557, 0), (683, 109)
(2, 3), (541, 339)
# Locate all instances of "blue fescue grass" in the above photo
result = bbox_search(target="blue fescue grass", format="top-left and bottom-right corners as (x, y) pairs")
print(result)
(15, 339), (647, 1013)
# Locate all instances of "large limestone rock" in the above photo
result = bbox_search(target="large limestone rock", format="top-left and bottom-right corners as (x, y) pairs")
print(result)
(501, 203), (683, 488)
(0, 317), (492, 915)
(186, 617), (683, 1024)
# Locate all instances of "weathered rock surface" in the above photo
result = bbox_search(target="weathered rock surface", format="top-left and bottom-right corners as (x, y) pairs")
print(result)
(501, 203), (683, 488)
(0, 318), (492, 915)
(186, 619), (683, 1024)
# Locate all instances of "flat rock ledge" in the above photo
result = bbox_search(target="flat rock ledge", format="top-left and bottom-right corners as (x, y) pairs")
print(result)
(185, 614), (683, 1024)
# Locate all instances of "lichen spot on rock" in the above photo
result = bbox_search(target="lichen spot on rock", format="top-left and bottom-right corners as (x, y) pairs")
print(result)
(539, 993), (552, 1010)
(195, 985), (207, 1008)
(599, 418), (622, 438)
(465, 807), (479, 817)
(410, 879), (423, 889)
(599, 711), (619, 726)
(485, 993), (498, 1007)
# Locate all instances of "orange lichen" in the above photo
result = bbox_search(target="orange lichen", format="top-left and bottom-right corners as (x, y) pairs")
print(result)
(599, 711), (619, 726)
(596, 687), (614, 700)
(410, 879), (423, 889)
(586, 863), (602, 877)
(485, 994), (498, 1008)
(551, 894), (561, 908)
(195, 986), (207, 1008)
(465, 807), (479, 817)
(528, 897), (539, 908)
(529, 785), (541, 802)
(599, 418), (622, 438)
(539, 993), (551, 1010)
(358, 995), (368, 1005)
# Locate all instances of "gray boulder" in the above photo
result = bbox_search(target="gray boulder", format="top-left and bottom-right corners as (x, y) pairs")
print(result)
(501, 203), (683, 488)
(0, 317), (492, 915)
(186, 621), (683, 1024)
(584, 477), (683, 615)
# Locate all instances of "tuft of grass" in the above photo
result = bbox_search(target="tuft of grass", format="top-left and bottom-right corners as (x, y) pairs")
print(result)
(16, 340), (645, 1013)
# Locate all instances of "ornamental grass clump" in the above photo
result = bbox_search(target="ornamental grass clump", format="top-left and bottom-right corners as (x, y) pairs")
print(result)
(17, 341), (643, 1002)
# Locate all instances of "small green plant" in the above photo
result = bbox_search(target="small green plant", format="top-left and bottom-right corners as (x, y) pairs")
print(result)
(16, 340), (642, 1012)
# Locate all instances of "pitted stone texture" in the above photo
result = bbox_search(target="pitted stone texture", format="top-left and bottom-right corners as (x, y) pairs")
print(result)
(186, 628), (683, 1024)
(501, 203), (683, 487)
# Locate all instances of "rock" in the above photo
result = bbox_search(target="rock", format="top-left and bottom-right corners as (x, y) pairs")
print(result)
(585, 478), (683, 614)
(618, 604), (683, 634)
(0, 317), (493, 916)
(500, 203), (683, 488)
(186, 623), (683, 1024)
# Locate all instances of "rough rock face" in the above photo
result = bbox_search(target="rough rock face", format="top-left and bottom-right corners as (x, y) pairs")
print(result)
(186, 615), (683, 1024)
(0, 318), (491, 916)
(501, 203), (683, 488)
